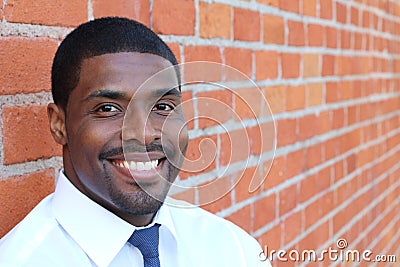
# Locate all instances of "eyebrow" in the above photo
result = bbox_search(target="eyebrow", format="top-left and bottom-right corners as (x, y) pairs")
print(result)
(85, 89), (128, 101)
(152, 87), (181, 99)
(85, 87), (181, 102)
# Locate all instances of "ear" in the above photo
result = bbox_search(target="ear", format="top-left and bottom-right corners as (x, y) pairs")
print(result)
(47, 103), (67, 145)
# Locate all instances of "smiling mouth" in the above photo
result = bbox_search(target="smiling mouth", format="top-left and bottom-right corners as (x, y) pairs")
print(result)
(111, 159), (160, 171)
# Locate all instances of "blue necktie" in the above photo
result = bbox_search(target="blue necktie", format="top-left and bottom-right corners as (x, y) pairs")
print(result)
(128, 224), (161, 267)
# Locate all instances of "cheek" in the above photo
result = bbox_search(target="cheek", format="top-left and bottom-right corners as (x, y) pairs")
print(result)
(67, 120), (122, 158)
(178, 124), (189, 154)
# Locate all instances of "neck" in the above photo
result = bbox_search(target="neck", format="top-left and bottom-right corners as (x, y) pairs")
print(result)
(114, 211), (157, 227)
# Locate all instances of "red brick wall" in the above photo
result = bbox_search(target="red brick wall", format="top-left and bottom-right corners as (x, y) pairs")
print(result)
(1, 0), (399, 265)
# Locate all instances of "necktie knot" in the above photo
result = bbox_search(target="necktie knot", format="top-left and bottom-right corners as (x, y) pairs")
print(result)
(128, 224), (161, 267)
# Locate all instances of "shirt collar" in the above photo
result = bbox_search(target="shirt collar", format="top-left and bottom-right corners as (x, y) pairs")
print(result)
(52, 170), (177, 267)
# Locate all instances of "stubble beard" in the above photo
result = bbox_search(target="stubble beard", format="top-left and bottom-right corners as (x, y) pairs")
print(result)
(103, 161), (179, 216)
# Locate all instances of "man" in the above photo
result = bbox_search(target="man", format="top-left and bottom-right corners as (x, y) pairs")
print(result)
(0, 17), (270, 267)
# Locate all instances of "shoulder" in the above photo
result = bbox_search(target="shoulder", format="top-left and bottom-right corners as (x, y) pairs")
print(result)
(0, 194), (70, 265)
(166, 199), (269, 266)
(167, 199), (254, 240)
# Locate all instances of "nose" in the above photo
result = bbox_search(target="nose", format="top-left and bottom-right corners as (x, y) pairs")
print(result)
(121, 105), (160, 145)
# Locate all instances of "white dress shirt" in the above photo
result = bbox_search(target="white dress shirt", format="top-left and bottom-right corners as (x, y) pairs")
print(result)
(0, 171), (271, 267)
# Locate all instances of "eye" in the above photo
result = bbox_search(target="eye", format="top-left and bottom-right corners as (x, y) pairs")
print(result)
(92, 104), (122, 118)
(96, 104), (120, 113)
(152, 103), (174, 112)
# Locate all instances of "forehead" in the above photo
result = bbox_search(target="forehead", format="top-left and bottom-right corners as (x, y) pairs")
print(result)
(72, 52), (177, 100)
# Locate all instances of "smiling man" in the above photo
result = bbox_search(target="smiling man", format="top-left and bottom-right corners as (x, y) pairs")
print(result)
(0, 17), (270, 267)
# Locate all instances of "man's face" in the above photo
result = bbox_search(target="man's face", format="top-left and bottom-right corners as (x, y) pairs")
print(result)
(59, 52), (188, 222)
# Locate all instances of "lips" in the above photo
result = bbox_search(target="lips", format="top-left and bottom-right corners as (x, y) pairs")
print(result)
(105, 151), (167, 184)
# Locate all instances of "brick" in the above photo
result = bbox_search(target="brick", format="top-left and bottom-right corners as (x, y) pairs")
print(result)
(314, 110), (331, 135)
(183, 46), (223, 83)
(335, 56), (351, 76)
(224, 48), (253, 78)
(305, 192), (333, 228)
(326, 81), (338, 102)
(184, 46), (222, 63)
(169, 187), (195, 204)
(350, 6), (359, 26)
(325, 26), (337, 48)
(197, 89), (233, 128)
(336, 2), (347, 24)
(333, 206), (352, 233)
(264, 156), (286, 189)
(288, 20), (305, 46)
(3, 106), (62, 164)
(338, 81), (354, 100)
(234, 167), (262, 202)
(286, 150), (305, 179)
(281, 53), (300, 78)
(299, 221), (329, 251)
(0, 169), (55, 237)
(198, 176), (232, 213)
(219, 129), (250, 166)
(299, 174), (317, 203)
(307, 83), (323, 106)
(258, 224), (281, 254)
(279, 184), (298, 216)
(92, 0), (150, 26)
(255, 50), (278, 81)
(319, 0), (332, 19)
(307, 24), (324, 46)
(283, 211), (302, 244)
(371, 14), (379, 30)
(362, 10), (370, 28)
(322, 54), (335, 76)
(181, 91), (195, 130)
(333, 161), (344, 182)
(263, 86), (285, 114)
(0, 38), (57, 95)
(303, 53), (319, 77)
(263, 14), (285, 44)
(152, 0), (195, 35)
(167, 43), (181, 64)
(0, 1), (3, 20)
(354, 32), (363, 50)
(279, 0), (299, 13)
(4, 0), (87, 26)
(302, 0), (317, 16)
(234, 87), (262, 121)
(298, 114), (317, 141)
(286, 85), (305, 111)
(199, 2), (231, 39)
(247, 125), (264, 156)
(277, 118), (297, 147)
(225, 205), (252, 233)
(340, 29), (351, 49)
(305, 143), (324, 169)
(253, 194), (276, 230)
(346, 154), (357, 174)
(179, 135), (217, 178)
(234, 8), (260, 41)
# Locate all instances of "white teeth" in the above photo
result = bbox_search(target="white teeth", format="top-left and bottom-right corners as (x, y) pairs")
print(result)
(144, 162), (153, 171)
(151, 160), (158, 168)
(114, 160), (160, 171)
(137, 162), (145, 171)
(129, 161), (136, 169)
(123, 161), (129, 169)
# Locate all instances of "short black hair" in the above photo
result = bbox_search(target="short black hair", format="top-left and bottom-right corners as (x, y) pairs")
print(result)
(51, 17), (180, 110)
